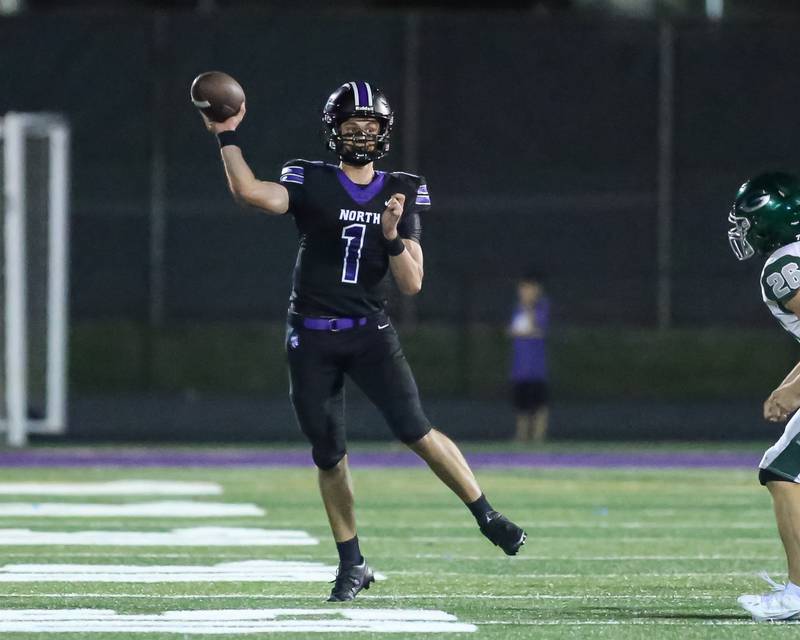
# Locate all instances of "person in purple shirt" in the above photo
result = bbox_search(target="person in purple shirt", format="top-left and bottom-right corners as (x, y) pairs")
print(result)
(509, 273), (550, 442)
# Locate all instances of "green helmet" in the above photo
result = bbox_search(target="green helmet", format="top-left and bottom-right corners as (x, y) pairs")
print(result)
(728, 172), (800, 260)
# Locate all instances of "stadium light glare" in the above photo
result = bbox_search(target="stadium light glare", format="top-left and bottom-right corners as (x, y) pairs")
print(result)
(706, 0), (724, 19)
(0, 0), (23, 15)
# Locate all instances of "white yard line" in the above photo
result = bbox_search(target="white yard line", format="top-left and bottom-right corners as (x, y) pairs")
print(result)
(0, 552), (284, 559)
(0, 534), (767, 546)
(479, 620), (755, 626)
(0, 563), (759, 583)
(0, 560), (385, 583)
(389, 536), (777, 544)
(0, 552), (777, 561)
(365, 522), (776, 530)
(0, 608), (477, 634)
(388, 571), (765, 578)
(406, 554), (778, 561)
(0, 550), (779, 560)
(0, 481), (222, 496)
(0, 593), (725, 601)
(0, 501), (262, 517)
(0, 527), (318, 546)
(351, 521), (774, 530)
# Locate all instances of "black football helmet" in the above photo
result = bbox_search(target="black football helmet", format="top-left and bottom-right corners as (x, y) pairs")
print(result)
(323, 81), (393, 165)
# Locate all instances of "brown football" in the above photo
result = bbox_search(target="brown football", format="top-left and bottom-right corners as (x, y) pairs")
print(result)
(190, 71), (245, 122)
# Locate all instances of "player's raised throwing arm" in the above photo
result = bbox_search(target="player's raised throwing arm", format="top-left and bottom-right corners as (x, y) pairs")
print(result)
(200, 104), (289, 215)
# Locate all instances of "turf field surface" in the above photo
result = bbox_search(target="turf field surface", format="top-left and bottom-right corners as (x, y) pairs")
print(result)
(0, 443), (794, 638)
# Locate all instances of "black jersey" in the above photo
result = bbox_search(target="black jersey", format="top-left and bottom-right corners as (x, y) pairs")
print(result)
(279, 160), (431, 316)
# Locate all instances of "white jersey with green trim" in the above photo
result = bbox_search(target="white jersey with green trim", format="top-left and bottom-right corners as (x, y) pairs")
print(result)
(761, 241), (800, 342)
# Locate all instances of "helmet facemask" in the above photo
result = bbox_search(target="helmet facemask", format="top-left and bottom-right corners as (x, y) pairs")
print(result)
(728, 210), (755, 261)
(326, 116), (392, 166)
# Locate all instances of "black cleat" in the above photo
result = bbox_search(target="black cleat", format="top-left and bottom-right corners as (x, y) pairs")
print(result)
(479, 510), (526, 555)
(327, 559), (375, 602)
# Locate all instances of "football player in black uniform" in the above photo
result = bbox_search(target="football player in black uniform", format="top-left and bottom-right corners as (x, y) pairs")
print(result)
(200, 81), (526, 601)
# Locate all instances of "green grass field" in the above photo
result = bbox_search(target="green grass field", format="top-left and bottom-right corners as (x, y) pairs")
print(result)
(0, 451), (796, 638)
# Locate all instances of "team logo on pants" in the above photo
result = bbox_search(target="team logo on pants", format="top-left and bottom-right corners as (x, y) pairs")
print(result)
(289, 333), (300, 350)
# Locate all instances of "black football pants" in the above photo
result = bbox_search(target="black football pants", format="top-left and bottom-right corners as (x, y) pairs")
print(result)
(285, 313), (432, 469)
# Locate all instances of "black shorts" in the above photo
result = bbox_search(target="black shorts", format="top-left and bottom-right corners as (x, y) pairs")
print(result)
(759, 468), (795, 485)
(285, 312), (431, 469)
(512, 380), (549, 412)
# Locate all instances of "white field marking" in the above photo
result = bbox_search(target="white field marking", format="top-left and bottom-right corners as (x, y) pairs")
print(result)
(0, 552), (326, 559)
(0, 527), (317, 546)
(354, 508), (774, 530)
(318, 520), (773, 531)
(0, 549), (781, 560)
(0, 593), (723, 601)
(480, 620), (756, 626)
(389, 534), (777, 544)
(0, 608), (477, 634)
(389, 571), (762, 578)
(0, 560), (385, 583)
(368, 521), (776, 530)
(10, 520), (756, 528)
(0, 481), (222, 496)
(0, 501), (262, 517)
(407, 554), (778, 561)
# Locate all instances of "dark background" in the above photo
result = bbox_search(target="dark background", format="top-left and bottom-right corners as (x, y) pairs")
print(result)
(3, 0), (800, 441)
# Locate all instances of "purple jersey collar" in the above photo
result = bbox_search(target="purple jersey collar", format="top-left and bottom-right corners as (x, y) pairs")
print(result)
(336, 168), (386, 205)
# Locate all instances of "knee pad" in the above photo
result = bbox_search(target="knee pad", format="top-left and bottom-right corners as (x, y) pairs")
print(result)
(389, 407), (431, 445)
(312, 444), (346, 471)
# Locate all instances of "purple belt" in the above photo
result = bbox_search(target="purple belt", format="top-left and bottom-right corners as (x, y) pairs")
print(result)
(301, 316), (368, 332)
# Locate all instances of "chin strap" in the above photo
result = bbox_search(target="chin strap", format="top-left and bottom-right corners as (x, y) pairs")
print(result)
(340, 158), (371, 167)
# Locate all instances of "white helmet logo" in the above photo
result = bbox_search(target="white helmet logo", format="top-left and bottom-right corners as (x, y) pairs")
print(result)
(740, 194), (771, 213)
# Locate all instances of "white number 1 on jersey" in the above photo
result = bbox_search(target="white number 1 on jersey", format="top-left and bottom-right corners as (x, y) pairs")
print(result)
(341, 224), (366, 284)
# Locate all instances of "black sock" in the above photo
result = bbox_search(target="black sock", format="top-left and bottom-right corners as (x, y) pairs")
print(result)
(336, 536), (363, 567)
(467, 494), (494, 522)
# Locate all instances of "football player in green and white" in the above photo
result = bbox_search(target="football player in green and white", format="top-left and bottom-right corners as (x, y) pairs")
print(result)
(729, 172), (800, 621)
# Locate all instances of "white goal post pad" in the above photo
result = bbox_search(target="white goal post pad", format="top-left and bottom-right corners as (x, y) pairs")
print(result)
(0, 112), (70, 446)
